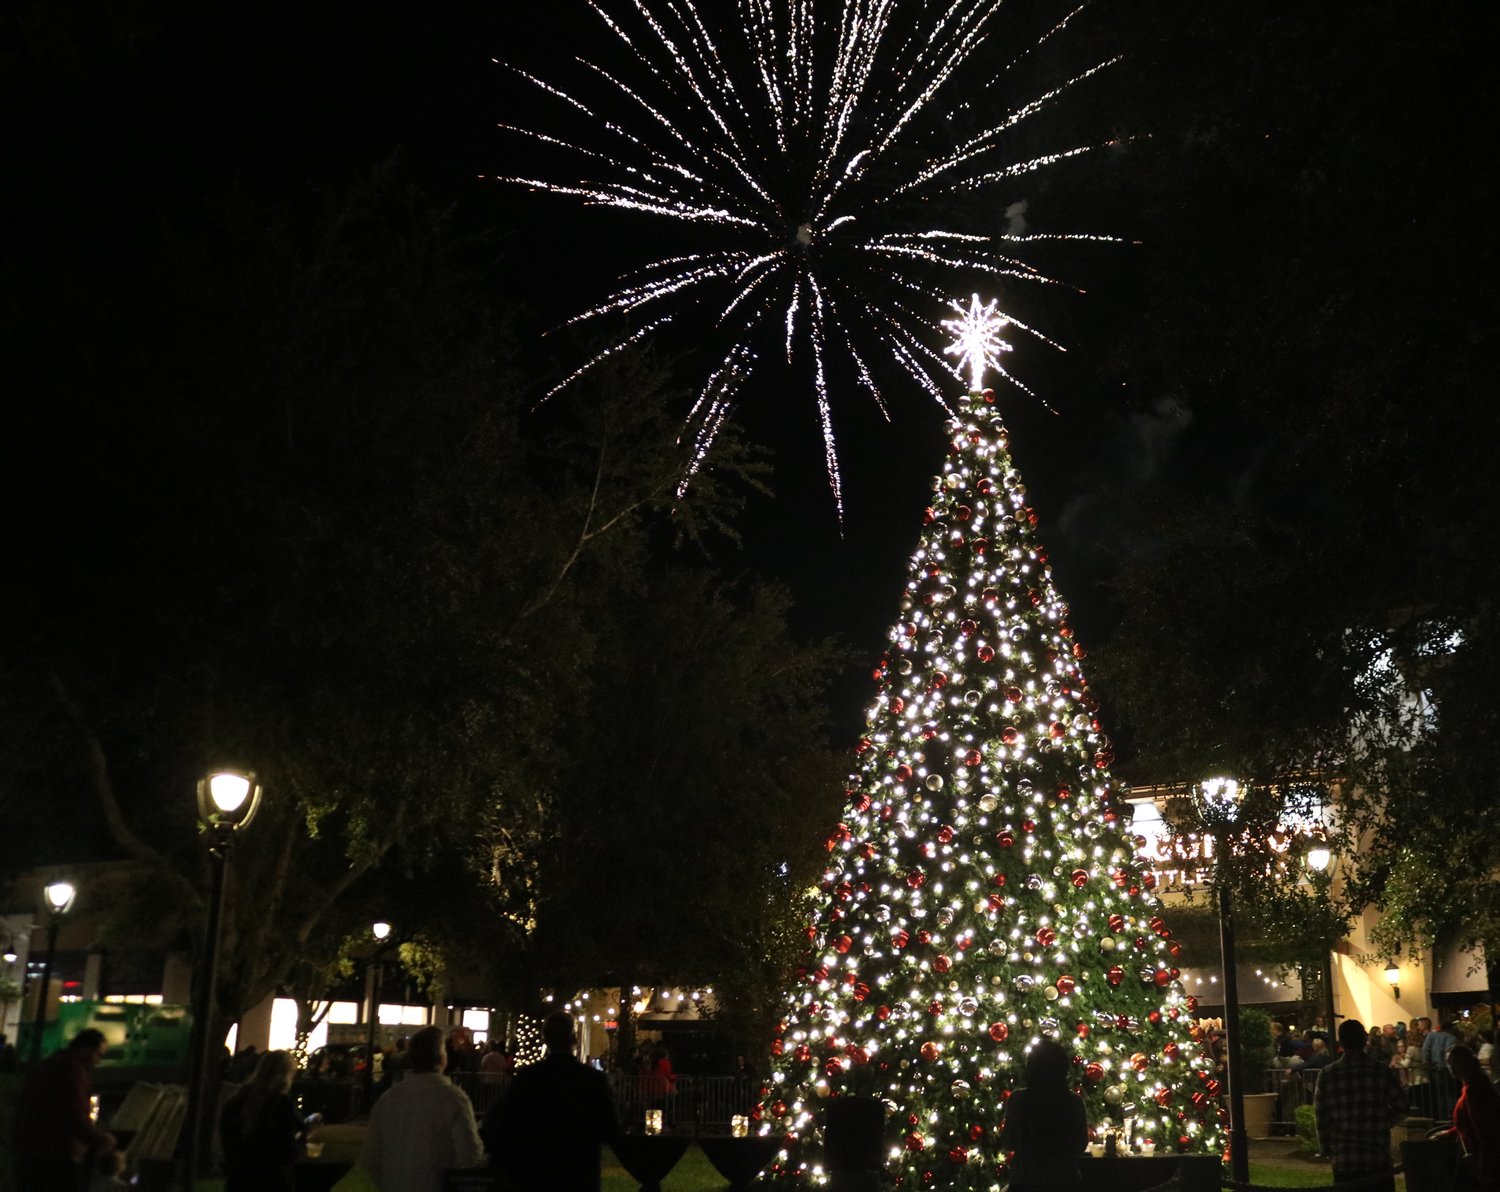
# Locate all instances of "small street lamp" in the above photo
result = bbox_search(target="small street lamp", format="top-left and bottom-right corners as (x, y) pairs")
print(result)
(28, 879), (77, 1064)
(1305, 843), (1338, 1036)
(363, 921), (393, 1111)
(1385, 960), (1401, 1000)
(183, 769), (262, 1188)
(1194, 777), (1252, 1187)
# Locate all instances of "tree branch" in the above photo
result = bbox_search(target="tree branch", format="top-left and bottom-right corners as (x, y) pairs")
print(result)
(48, 671), (190, 885)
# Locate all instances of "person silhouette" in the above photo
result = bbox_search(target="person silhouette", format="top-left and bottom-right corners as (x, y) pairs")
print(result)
(483, 1011), (621, 1192)
(1003, 1038), (1088, 1192)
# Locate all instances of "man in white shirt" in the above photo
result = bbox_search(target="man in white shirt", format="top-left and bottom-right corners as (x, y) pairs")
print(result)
(362, 1025), (485, 1191)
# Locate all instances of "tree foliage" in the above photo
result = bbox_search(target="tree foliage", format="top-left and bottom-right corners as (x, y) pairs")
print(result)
(1, 165), (816, 1055)
(1080, 3), (1499, 957)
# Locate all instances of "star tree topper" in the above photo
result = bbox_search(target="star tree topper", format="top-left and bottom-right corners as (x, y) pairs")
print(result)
(942, 293), (1013, 392)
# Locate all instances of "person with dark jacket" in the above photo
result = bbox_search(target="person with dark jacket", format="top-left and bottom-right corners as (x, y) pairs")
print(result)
(1003, 1038), (1089, 1192)
(220, 1049), (303, 1192)
(483, 1012), (621, 1192)
(13, 1028), (117, 1191)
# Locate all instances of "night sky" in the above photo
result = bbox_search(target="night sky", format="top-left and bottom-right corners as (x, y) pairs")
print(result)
(6, 0), (1489, 741)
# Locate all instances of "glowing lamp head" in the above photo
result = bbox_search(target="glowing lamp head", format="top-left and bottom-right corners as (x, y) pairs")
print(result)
(372, 921), (392, 942)
(1306, 846), (1332, 873)
(1, 945), (16, 964)
(44, 880), (77, 914)
(196, 769), (263, 831)
(1385, 962), (1401, 986)
(1199, 777), (1241, 815)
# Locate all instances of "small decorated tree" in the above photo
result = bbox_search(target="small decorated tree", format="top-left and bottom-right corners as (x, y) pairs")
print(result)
(759, 300), (1225, 1189)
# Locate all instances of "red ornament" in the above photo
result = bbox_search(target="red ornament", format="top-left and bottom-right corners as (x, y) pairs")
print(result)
(1131, 1052), (1148, 1071)
(920, 1041), (942, 1062)
(905, 1133), (925, 1152)
(1108, 914), (1125, 932)
(877, 1005), (891, 1021)
(895, 763), (914, 781)
(927, 1000), (944, 1016)
(1001, 726), (1020, 744)
(916, 929), (932, 945)
(794, 1044), (811, 1063)
(996, 832), (1015, 849)
(1155, 1088), (1174, 1108)
(969, 1125), (984, 1141)
(960, 619), (978, 636)
(1047, 722), (1065, 739)
(934, 955), (952, 974)
(989, 1022), (1009, 1043)
(1070, 869), (1089, 888)
(964, 749), (983, 767)
(893, 931), (910, 950)
(1163, 1042), (1180, 1061)
(1056, 975), (1076, 995)
(907, 869), (927, 889)
(1148, 1011), (1162, 1025)
(1005, 686), (1023, 703)
(1084, 1062), (1105, 1084)
(1107, 966), (1124, 986)
(835, 935), (852, 954)
(948, 1147), (969, 1166)
(825, 1058), (843, 1077)
(977, 644), (995, 663)
(1153, 969), (1172, 987)
(1035, 927), (1057, 947)
(937, 826), (955, 844)
(770, 1039), (784, 1056)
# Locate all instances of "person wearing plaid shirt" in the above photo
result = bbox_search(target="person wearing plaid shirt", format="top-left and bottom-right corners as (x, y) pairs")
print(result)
(1315, 1020), (1409, 1192)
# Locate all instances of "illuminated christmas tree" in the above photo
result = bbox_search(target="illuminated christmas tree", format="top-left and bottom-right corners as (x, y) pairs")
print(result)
(760, 300), (1224, 1189)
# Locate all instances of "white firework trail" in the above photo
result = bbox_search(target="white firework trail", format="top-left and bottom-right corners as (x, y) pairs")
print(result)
(487, 0), (1120, 515)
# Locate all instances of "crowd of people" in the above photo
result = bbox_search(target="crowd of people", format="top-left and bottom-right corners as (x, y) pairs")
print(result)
(11, 1003), (1500, 1191)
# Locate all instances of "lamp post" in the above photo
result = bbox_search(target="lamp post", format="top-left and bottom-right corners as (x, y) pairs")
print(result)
(28, 879), (77, 1064)
(1306, 845), (1338, 1035)
(363, 921), (392, 1112)
(1197, 778), (1250, 1186)
(182, 769), (262, 1189)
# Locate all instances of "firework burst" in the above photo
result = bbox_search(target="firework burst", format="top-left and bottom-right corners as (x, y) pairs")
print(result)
(490, 0), (1118, 512)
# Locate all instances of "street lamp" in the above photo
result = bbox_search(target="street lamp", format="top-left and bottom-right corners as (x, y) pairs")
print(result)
(363, 921), (393, 1111)
(1305, 844), (1338, 1037)
(28, 879), (77, 1064)
(1195, 777), (1251, 1186)
(183, 769), (262, 1188)
(1384, 961), (1401, 1001)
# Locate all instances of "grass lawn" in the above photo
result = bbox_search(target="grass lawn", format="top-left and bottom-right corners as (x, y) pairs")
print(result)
(604, 1143), (725, 1191)
(1247, 1162), (1334, 1187)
